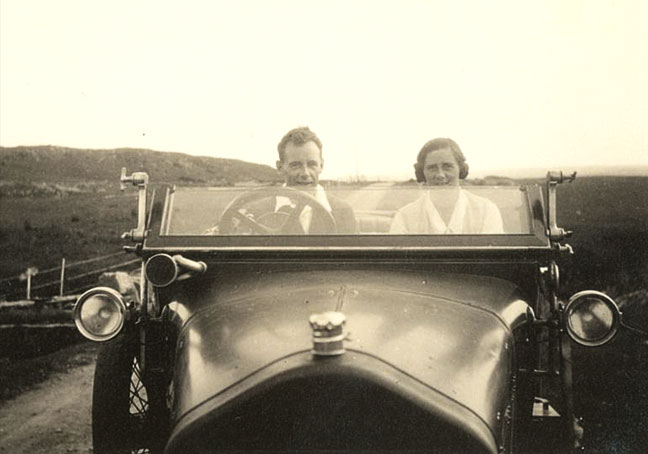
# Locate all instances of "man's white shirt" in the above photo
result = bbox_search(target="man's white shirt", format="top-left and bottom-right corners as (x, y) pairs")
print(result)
(275, 184), (332, 232)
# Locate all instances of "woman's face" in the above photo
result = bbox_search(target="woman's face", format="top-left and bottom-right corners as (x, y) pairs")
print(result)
(423, 148), (461, 186)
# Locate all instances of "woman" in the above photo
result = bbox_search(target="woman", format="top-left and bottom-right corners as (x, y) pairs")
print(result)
(390, 138), (503, 234)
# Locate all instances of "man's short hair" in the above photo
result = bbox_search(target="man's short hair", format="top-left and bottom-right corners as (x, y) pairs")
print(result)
(413, 138), (469, 183)
(277, 126), (323, 162)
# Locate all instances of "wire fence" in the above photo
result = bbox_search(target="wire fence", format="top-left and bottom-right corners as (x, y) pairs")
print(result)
(0, 251), (141, 301)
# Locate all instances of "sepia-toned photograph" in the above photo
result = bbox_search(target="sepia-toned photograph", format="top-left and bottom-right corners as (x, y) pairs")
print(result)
(1, 1), (647, 453)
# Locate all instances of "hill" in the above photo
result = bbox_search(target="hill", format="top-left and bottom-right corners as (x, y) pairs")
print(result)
(0, 146), (280, 189)
(0, 145), (282, 280)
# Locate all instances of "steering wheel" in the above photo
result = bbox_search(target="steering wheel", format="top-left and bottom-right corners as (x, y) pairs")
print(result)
(218, 187), (337, 234)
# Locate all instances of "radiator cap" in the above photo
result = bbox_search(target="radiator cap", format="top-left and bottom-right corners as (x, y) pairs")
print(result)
(309, 311), (346, 357)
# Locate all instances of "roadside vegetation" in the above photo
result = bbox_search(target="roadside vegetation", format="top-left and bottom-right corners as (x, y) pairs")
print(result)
(0, 190), (137, 281)
(0, 307), (72, 325)
(0, 341), (97, 402)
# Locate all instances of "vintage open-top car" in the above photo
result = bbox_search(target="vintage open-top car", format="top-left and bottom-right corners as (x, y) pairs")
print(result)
(73, 169), (627, 453)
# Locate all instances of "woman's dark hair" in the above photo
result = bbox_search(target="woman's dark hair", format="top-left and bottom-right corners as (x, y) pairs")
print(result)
(413, 138), (469, 183)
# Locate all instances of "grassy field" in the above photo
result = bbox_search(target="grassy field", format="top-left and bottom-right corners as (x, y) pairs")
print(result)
(556, 176), (648, 295)
(0, 341), (97, 402)
(0, 191), (135, 277)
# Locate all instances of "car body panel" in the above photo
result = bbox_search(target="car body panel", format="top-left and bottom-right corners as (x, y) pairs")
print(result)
(166, 351), (501, 453)
(164, 268), (530, 452)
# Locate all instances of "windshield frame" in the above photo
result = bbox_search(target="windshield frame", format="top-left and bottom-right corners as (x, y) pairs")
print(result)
(142, 184), (549, 253)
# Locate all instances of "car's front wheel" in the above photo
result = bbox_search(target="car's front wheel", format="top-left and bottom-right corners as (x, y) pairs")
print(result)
(92, 331), (168, 454)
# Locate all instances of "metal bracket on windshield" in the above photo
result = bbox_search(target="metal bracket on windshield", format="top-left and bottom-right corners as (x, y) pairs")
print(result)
(546, 170), (576, 243)
(120, 167), (149, 242)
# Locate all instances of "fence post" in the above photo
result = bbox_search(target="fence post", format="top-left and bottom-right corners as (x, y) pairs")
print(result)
(20, 267), (39, 300)
(59, 258), (66, 297)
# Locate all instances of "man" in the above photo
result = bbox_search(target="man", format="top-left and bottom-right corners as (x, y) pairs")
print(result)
(390, 138), (503, 234)
(247, 126), (356, 234)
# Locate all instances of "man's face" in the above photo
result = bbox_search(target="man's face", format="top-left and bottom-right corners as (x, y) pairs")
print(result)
(277, 140), (323, 188)
(423, 148), (461, 186)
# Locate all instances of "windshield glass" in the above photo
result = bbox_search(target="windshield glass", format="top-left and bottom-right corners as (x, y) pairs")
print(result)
(161, 184), (532, 236)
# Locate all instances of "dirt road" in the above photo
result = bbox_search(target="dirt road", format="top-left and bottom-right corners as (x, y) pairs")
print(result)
(0, 361), (94, 453)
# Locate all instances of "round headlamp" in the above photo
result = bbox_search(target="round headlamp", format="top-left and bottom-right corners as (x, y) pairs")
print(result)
(74, 287), (128, 341)
(564, 291), (621, 347)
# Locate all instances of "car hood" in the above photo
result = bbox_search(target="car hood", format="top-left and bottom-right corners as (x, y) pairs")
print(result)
(164, 269), (530, 453)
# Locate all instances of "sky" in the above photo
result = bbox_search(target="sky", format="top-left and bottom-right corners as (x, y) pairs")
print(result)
(1, 0), (647, 179)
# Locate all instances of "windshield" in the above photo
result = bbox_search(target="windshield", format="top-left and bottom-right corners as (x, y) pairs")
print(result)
(161, 184), (533, 236)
